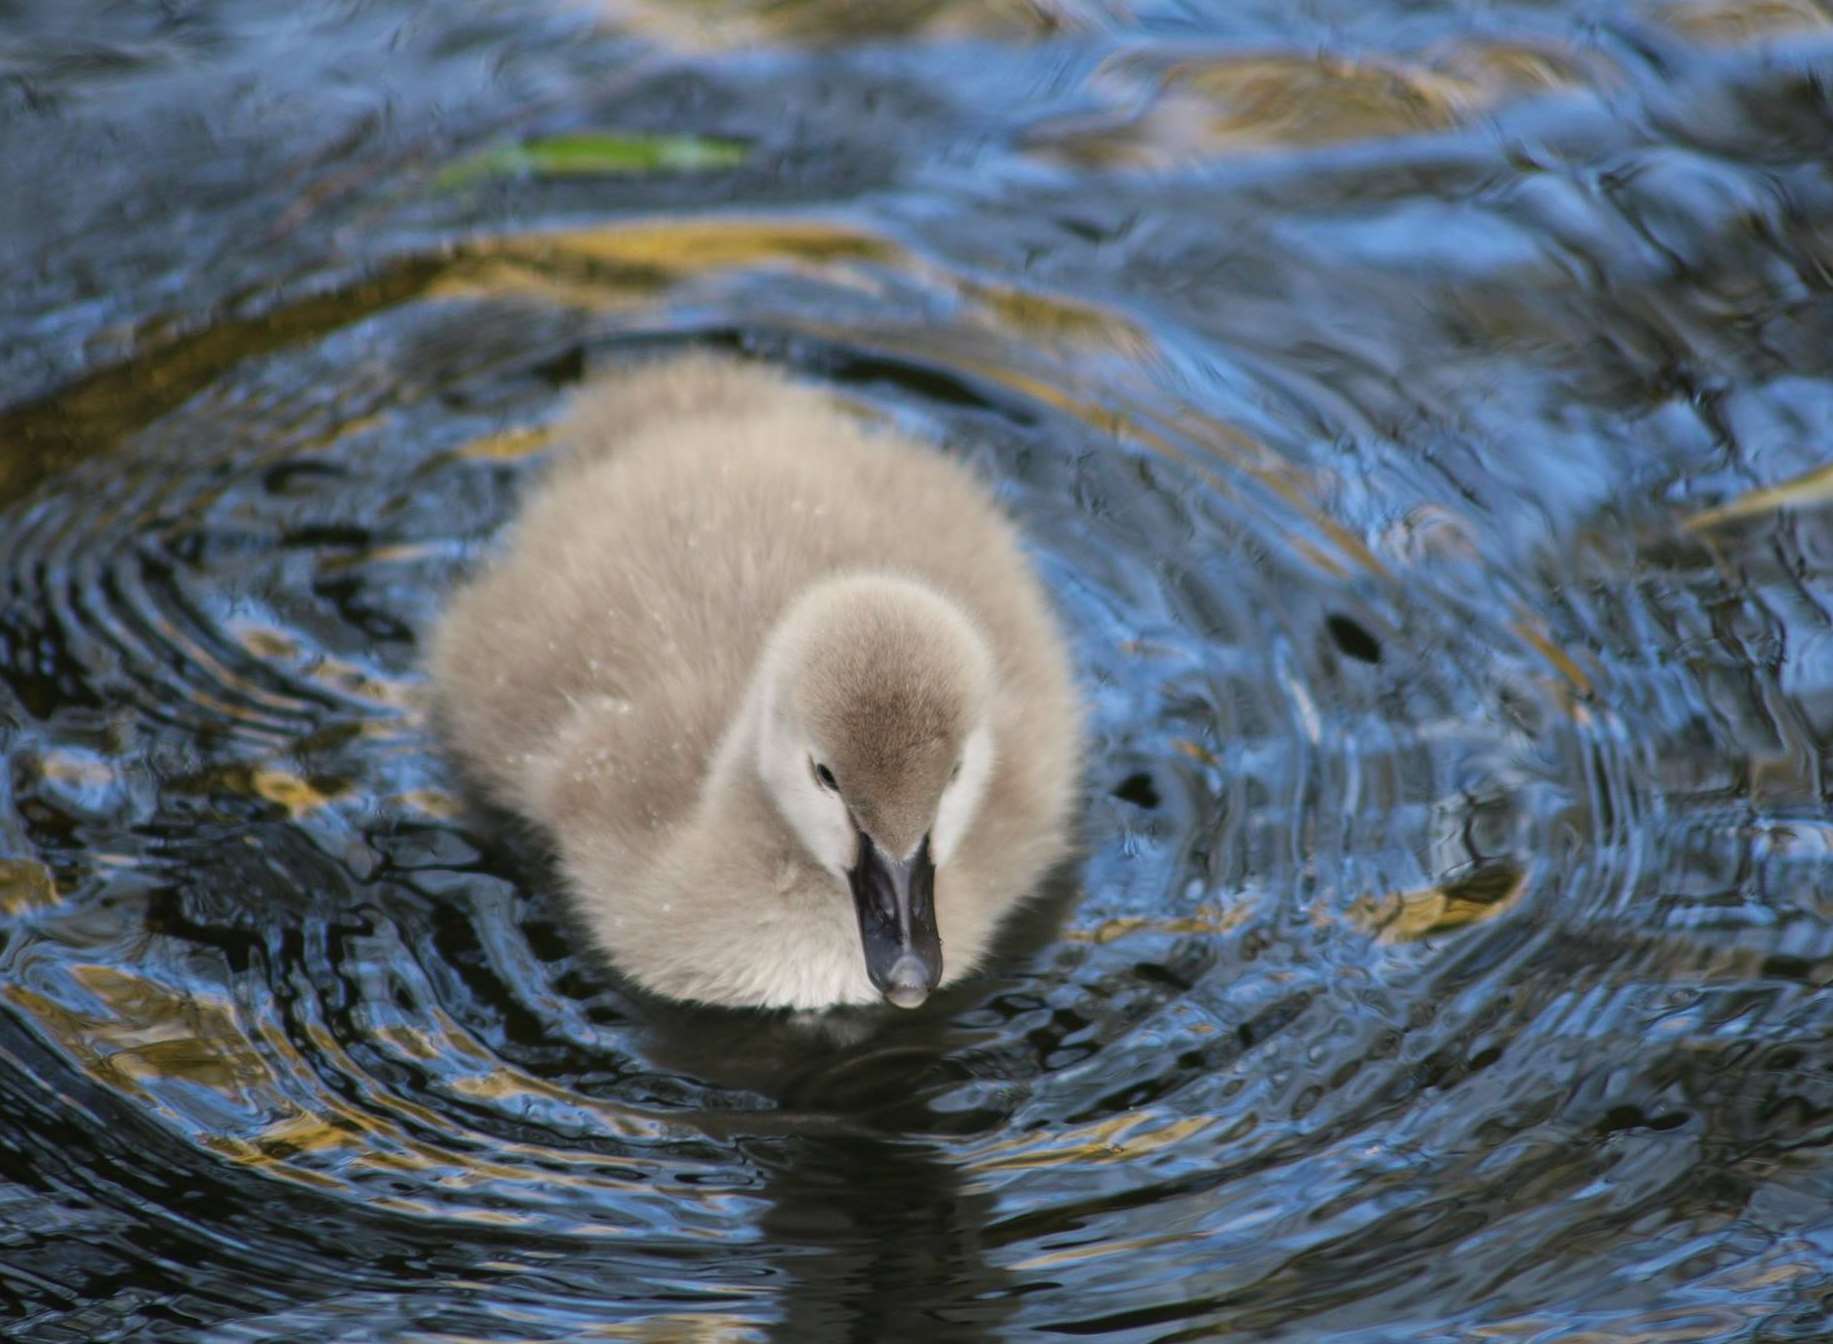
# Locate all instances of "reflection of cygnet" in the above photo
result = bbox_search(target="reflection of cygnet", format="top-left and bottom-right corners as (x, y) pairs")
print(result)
(428, 355), (1083, 1010)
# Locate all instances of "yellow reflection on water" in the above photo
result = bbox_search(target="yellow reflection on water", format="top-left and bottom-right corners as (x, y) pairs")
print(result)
(37, 749), (116, 787)
(586, 0), (1072, 50)
(1008, 1229), (1191, 1272)
(1037, 40), (1593, 169)
(1653, 0), (1830, 44)
(485, 218), (889, 272)
(565, 1312), (763, 1342)
(232, 625), (301, 661)
(959, 279), (1155, 360)
(1165, 54), (1471, 148)
(250, 767), (344, 817)
(1068, 904), (1253, 947)
(0, 859), (60, 915)
(1511, 614), (1597, 702)
(1350, 863), (1528, 943)
(425, 258), (663, 313)
(458, 426), (556, 461)
(1685, 462), (1833, 530)
(392, 788), (464, 819)
(3, 967), (273, 1113)
(972, 1110), (1225, 1173)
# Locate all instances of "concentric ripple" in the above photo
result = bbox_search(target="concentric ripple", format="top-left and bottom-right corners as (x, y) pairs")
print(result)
(5, 2), (1833, 1341)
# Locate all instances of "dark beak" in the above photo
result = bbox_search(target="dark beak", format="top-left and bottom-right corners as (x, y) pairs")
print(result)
(847, 830), (942, 1009)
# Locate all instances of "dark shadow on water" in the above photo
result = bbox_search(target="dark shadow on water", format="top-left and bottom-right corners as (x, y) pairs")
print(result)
(523, 852), (1078, 1340)
(754, 1132), (1012, 1344)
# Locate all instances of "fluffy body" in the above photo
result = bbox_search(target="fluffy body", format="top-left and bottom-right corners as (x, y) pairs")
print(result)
(428, 355), (1082, 1009)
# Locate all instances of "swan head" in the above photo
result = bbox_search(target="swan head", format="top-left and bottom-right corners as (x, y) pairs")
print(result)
(755, 574), (997, 1008)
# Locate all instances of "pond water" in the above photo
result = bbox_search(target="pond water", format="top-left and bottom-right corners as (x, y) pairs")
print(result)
(4, 1), (1833, 1339)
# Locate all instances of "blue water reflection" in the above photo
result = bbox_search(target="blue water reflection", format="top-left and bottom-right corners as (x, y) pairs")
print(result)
(2, 1), (1832, 1339)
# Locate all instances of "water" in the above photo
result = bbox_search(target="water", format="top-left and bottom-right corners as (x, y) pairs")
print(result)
(3, 1), (1832, 1339)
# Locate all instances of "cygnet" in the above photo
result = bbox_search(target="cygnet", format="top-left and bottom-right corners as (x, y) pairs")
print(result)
(428, 354), (1082, 1010)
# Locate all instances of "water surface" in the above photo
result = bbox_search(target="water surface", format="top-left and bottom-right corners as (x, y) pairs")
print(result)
(4, 1), (1833, 1339)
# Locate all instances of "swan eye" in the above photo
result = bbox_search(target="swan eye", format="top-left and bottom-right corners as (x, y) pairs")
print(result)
(949, 760), (962, 782)
(812, 760), (838, 792)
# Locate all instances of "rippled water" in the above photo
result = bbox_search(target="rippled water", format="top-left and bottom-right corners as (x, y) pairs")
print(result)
(4, 1), (1833, 1339)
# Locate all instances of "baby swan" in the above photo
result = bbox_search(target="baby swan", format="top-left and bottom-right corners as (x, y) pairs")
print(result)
(428, 354), (1082, 1011)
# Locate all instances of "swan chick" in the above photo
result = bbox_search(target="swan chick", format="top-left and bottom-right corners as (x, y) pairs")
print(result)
(428, 355), (1083, 1011)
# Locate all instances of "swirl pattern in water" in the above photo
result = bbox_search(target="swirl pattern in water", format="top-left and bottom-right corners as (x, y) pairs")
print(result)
(3, 1), (1833, 1339)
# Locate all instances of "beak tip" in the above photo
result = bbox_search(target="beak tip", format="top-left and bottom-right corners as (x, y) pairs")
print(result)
(880, 954), (936, 1010)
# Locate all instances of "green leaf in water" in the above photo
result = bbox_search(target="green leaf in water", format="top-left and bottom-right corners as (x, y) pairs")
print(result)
(435, 131), (748, 190)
